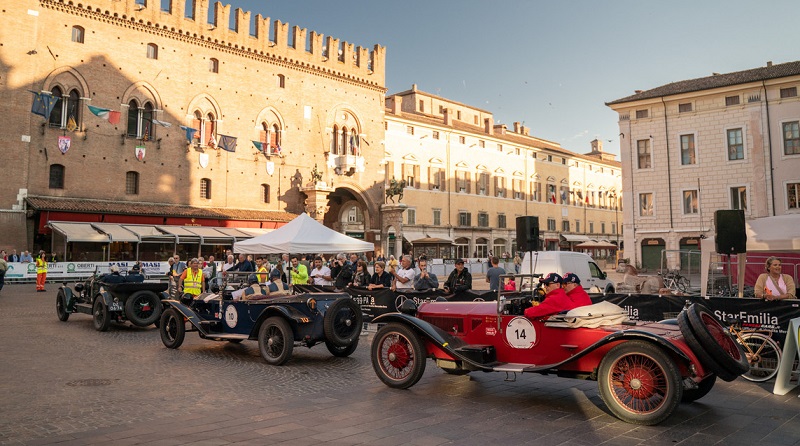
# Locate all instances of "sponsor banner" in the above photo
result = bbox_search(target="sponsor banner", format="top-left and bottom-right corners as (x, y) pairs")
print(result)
(4, 261), (171, 280)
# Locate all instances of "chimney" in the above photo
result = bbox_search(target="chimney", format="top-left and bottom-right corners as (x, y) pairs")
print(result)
(591, 139), (603, 153)
(412, 83), (418, 91)
(513, 121), (521, 133)
(766, 61), (773, 67)
(520, 125), (529, 136)
(443, 108), (452, 126)
(634, 90), (643, 94)
(391, 95), (402, 115)
(493, 124), (507, 135)
(484, 117), (494, 135)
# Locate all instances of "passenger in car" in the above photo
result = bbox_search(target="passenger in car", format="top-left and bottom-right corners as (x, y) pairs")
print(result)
(266, 269), (290, 296)
(524, 273), (576, 320)
(233, 274), (267, 300)
(562, 273), (592, 308)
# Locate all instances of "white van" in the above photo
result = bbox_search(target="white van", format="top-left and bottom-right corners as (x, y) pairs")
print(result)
(519, 251), (614, 294)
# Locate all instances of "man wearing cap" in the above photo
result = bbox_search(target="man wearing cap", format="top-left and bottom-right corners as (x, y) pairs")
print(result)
(232, 274), (267, 301)
(267, 269), (290, 296)
(563, 272), (592, 308)
(524, 273), (575, 320)
(443, 259), (472, 294)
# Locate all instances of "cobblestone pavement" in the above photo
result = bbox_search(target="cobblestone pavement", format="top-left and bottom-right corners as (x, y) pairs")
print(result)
(1, 284), (800, 445)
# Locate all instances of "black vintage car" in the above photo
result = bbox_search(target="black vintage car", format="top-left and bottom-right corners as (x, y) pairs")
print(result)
(57, 269), (168, 331)
(159, 273), (363, 365)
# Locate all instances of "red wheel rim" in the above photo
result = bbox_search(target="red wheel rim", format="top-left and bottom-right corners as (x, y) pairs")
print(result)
(609, 353), (668, 414)
(701, 313), (743, 361)
(378, 333), (415, 381)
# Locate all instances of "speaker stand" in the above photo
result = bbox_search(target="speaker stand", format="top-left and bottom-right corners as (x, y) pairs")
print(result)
(726, 254), (733, 297)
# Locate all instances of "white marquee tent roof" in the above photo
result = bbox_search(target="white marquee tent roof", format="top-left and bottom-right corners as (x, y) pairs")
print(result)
(233, 213), (374, 254)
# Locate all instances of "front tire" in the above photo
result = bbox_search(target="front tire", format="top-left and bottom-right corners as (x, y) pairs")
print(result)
(597, 340), (682, 425)
(258, 317), (293, 365)
(371, 323), (426, 389)
(159, 308), (185, 349)
(125, 291), (161, 327)
(93, 298), (110, 332)
(323, 298), (363, 347)
(56, 290), (69, 322)
(325, 338), (359, 357)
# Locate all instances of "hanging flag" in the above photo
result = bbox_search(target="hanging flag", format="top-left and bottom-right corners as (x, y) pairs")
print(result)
(58, 136), (71, 154)
(349, 134), (359, 155)
(208, 136), (216, 148)
(560, 190), (567, 203)
(150, 119), (172, 128)
(179, 126), (197, 143)
(550, 193), (556, 204)
(218, 134), (237, 152)
(87, 105), (121, 124)
(273, 143), (282, 156)
(252, 140), (264, 152)
(66, 116), (78, 132)
(142, 125), (150, 142)
(30, 91), (57, 120)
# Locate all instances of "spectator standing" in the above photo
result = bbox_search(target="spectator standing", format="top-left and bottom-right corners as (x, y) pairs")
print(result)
(289, 256), (309, 286)
(35, 250), (48, 292)
(413, 258), (439, 291)
(309, 256), (333, 286)
(20, 251), (33, 263)
(486, 256), (505, 292)
(513, 253), (522, 274)
(443, 259), (472, 294)
(8, 249), (19, 263)
(392, 255), (415, 291)
(349, 253), (360, 275)
(255, 257), (269, 283)
(222, 255), (235, 272)
(350, 260), (371, 287)
(332, 254), (353, 290)
(368, 261), (393, 290)
(227, 254), (254, 273)
(203, 255), (218, 289)
(0, 255), (7, 293)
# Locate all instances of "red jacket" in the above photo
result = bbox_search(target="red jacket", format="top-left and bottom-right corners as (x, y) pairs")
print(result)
(566, 286), (592, 308)
(525, 287), (575, 319)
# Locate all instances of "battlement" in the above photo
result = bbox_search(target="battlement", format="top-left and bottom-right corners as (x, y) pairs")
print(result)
(46, 0), (386, 87)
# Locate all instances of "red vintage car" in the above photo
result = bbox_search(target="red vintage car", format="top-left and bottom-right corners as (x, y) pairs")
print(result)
(370, 294), (749, 425)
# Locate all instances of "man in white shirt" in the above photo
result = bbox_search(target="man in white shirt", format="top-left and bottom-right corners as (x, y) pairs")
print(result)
(392, 255), (415, 290)
(309, 256), (333, 286)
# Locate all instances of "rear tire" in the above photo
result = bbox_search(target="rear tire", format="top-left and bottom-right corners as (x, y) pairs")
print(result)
(739, 332), (781, 382)
(323, 298), (363, 347)
(56, 291), (70, 322)
(681, 374), (716, 403)
(159, 308), (185, 349)
(325, 338), (359, 357)
(371, 323), (427, 389)
(686, 304), (749, 376)
(125, 291), (162, 327)
(597, 340), (682, 425)
(678, 311), (737, 382)
(258, 317), (293, 365)
(93, 298), (110, 332)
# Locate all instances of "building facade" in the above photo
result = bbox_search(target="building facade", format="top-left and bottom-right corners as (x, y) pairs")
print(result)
(1, 0), (387, 258)
(607, 61), (800, 270)
(385, 85), (623, 260)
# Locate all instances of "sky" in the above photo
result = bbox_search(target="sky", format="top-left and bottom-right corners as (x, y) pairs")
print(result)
(212, 0), (798, 157)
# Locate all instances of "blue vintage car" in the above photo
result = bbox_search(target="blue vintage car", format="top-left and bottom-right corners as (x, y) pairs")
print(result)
(159, 289), (363, 365)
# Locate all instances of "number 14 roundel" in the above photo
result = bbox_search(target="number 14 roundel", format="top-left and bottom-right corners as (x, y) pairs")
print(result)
(505, 316), (537, 349)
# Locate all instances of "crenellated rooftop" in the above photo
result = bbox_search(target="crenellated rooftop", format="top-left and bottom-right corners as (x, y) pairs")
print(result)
(43, 0), (386, 89)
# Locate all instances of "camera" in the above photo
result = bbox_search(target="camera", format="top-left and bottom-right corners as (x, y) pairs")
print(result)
(287, 266), (293, 271)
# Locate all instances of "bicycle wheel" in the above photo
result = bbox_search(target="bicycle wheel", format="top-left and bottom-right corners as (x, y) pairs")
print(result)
(676, 277), (690, 293)
(738, 332), (781, 382)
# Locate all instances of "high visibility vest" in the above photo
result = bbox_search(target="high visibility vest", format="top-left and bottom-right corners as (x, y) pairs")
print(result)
(36, 257), (48, 274)
(184, 269), (203, 295)
(256, 265), (269, 283)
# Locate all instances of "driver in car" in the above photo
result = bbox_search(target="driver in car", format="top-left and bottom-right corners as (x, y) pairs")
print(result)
(524, 273), (577, 320)
(562, 273), (592, 308)
(232, 274), (267, 301)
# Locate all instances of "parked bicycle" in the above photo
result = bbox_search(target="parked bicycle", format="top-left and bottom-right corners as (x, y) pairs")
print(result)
(660, 269), (690, 293)
(727, 317), (781, 382)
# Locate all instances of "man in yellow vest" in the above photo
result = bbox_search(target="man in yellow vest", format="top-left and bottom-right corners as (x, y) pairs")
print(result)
(179, 258), (205, 304)
(35, 250), (48, 292)
(255, 257), (269, 283)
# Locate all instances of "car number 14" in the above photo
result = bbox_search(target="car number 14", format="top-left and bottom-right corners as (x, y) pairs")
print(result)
(505, 316), (536, 349)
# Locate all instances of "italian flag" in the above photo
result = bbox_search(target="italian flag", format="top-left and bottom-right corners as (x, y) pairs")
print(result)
(87, 105), (121, 125)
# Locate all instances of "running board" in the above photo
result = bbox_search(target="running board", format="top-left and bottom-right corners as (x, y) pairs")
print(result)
(492, 363), (541, 373)
(206, 334), (249, 341)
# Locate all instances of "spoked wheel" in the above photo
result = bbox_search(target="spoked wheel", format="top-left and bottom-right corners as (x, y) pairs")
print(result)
(125, 291), (162, 327)
(325, 338), (359, 357)
(676, 277), (690, 293)
(371, 323), (426, 389)
(258, 317), (293, 365)
(597, 340), (682, 425)
(159, 308), (185, 349)
(739, 332), (781, 382)
(323, 298), (363, 347)
(93, 298), (110, 332)
(56, 290), (69, 322)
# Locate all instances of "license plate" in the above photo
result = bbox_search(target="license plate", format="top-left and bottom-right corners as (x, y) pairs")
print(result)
(108, 302), (123, 312)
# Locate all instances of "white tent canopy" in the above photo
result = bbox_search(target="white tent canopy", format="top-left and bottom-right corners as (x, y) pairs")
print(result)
(233, 213), (374, 254)
(700, 214), (800, 296)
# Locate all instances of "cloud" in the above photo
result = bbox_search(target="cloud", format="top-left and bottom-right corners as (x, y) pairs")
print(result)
(568, 130), (589, 141)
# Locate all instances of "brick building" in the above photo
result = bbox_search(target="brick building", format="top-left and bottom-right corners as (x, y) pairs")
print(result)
(607, 61), (800, 270)
(1, 0), (386, 259)
(385, 85), (623, 260)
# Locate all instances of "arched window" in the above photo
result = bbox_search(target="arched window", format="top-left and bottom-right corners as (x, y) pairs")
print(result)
(205, 113), (216, 146)
(349, 127), (359, 155)
(126, 100), (140, 137)
(340, 127), (348, 154)
(276, 74), (285, 88)
(48, 86), (64, 128)
(192, 110), (202, 143)
(49, 164), (65, 189)
(271, 123), (280, 149)
(259, 122), (269, 149)
(146, 43), (158, 59)
(200, 178), (211, 199)
(49, 87), (80, 129)
(209, 58), (218, 73)
(261, 184), (270, 203)
(127, 100), (155, 139)
(126, 171), (139, 195)
(331, 125), (339, 155)
(71, 26), (84, 43)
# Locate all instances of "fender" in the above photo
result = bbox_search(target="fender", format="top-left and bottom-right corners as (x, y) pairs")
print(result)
(161, 299), (207, 335)
(60, 286), (76, 312)
(249, 305), (311, 338)
(97, 291), (124, 312)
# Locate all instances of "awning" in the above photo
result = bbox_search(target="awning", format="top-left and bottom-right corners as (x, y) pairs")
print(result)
(561, 234), (591, 243)
(412, 237), (453, 244)
(156, 226), (201, 243)
(575, 241), (618, 249)
(235, 228), (272, 237)
(184, 226), (233, 244)
(91, 223), (139, 243)
(122, 225), (174, 242)
(402, 231), (429, 243)
(48, 222), (109, 243)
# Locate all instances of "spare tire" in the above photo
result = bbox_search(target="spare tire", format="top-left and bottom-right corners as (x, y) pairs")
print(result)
(677, 310), (737, 382)
(686, 304), (749, 376)
(125, 290), (162, 327)
(323, 298), (363, 347)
